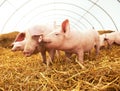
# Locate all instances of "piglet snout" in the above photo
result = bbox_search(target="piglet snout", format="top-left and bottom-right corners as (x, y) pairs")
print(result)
(23, 51), (31, 57)
(11, 49), (16, 51)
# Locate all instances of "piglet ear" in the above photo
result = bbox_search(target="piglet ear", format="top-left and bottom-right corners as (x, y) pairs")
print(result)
(61, 19), (70, 33)
(38, 34), (44, 43)
(38, 35), (43, 43)
(14, 32), (25, 42)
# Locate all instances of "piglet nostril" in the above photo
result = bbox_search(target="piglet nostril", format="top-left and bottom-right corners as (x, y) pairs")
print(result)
(23, 51), (28, 54)
(11, 49), (16, 51)
(23, 51), (31, 57)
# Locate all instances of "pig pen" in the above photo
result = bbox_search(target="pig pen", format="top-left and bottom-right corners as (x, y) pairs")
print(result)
(0, 31), (120, 91)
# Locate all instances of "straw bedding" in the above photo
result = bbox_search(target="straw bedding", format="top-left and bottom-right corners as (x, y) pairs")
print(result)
(0, 31), (120, 91)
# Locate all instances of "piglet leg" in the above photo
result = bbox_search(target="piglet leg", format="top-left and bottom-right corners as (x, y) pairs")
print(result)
(64, 52), (73, 62)
(40, 48), (47, 64)
(47, 49), (56, 65)
(95, 45), (100, 55)
(76, 50), (85, 69)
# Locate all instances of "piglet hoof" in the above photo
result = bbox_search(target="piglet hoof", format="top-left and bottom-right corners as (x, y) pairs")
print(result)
(65, 57), (72, 62)
(43, 60), (53, 66)
(107, 46), (111, 49)
(75, 59), (85, 69)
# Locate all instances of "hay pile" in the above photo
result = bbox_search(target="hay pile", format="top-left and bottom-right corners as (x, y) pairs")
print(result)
(0, 32), (120, 91)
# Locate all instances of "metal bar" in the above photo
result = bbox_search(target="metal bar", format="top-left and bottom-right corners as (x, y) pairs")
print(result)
(88, 0), (118, 31)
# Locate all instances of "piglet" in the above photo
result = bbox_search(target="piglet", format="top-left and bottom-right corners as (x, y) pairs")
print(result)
(11, 33), (26, 51)
(23, 25), (57, 65)
(40, 19), (100, 64)
(105, 31), (120, 48)
(11, 39), (26, 51)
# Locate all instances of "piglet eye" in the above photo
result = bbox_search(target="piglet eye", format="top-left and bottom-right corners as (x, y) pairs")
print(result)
(55, 33), (59, 36)
(17, 46), (20, 49)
